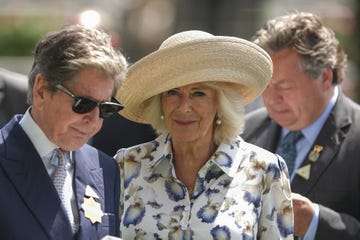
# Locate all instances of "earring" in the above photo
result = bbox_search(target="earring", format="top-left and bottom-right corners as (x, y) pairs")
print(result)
(216, 118), (222, 125)
(160, 115), (164, 120)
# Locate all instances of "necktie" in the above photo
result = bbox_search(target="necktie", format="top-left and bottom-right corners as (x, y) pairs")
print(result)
(276, 131), (303, 175)
(51, 148), (77, 233)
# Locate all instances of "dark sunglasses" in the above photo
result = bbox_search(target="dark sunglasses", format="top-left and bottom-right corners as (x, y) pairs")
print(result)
(55, 84), (124, 118)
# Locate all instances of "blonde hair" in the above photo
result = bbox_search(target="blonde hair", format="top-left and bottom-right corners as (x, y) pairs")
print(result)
(142, 82), (245, 144)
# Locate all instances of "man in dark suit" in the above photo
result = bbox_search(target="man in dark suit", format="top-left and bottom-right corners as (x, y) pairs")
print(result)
(0, 25), (127, 239)
(242, 12), (360, 240)
(0, 67), (28, 126)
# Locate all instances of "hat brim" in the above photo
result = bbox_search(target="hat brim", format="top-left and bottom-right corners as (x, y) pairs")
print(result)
(117, 36), (272, 124)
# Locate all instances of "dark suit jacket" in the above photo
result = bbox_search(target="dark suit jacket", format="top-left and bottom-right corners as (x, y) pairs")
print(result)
(0, 68), (28, 126)
(0, 115), (120, 240)
(241, 93), (360, 239)
(91, 114), (157, 156)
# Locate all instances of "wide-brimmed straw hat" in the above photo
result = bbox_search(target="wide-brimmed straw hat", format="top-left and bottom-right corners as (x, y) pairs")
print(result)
(116, 30), (272, 124)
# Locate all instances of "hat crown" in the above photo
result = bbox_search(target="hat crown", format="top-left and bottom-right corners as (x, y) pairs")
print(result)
(118, 30), (273, 123)
(159, 30), (214, 50)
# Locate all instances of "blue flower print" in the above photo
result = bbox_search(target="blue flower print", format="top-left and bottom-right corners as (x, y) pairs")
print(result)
(197, 200), (220, 223)
(243, 191), (261, 209)
(220, 197), (236, 212)
(218, 178), (231, 188)
(125, 183), (143, 202)
(205, 167), (223, 183)
(169, 227), (193, 240)
(192, 177), (205, 197)
(123, 156), (141, 188)
(123, 201), (146, 227)
(210, 225), (231, 240)
(267, 163), (281, 180)
(165, 178), (186, 201)
(151, 140), (160, 152)
(144, 172), (162, 183)
(116, 134), (294, 239)
(277, 203), (293, 237)
(213, 151), (233, 168)
(266, 207), (275, 221)
(147, 200), (163, 209)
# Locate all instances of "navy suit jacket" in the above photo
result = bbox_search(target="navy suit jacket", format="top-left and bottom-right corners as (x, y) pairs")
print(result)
(0, 115), (120, 240)
(241, 93), (360, 239)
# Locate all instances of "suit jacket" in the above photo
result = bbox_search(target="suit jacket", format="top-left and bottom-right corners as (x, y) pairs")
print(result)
(241, 92), (360, 239)
(0, 115), (120, 240)
(0, 68), (28, 126)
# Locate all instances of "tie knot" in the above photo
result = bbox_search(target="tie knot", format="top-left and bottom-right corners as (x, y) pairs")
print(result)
(50, 148), (68, 167)
(283, 131), (302, 144)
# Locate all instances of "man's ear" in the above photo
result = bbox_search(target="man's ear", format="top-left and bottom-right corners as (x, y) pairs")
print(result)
(321, 67), (333, 90)
(32, 73), (48, 109)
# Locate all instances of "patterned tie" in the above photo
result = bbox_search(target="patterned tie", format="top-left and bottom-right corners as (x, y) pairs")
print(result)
(51, 148), (77, 233)
(276, 131), (303, 175)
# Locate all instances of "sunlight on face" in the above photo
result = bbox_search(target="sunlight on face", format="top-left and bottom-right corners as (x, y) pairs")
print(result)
(161, 83), (218, 144)
(263, 48), (329, 130)
(36, 68), (114, 151)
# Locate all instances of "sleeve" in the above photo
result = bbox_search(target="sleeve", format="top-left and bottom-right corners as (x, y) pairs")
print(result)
(113, 149), (126, 226)
(315, 204), (360, 240)
(258, 154), (294, 240)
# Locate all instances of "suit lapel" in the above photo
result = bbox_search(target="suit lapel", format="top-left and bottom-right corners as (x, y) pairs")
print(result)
(0, 117), (73, 239)
(292, 94), (351, 194)
(73, 146), (104, 239)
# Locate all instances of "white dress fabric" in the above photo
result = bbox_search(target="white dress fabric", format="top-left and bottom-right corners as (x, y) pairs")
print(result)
(114, 133), (293, 240)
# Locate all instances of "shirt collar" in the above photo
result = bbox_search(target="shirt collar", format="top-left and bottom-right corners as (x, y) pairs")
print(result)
(19, 108), (58, 159)
(150, 133), (244, 178)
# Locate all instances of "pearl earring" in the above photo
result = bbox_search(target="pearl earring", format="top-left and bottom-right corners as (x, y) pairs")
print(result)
(160, 115), (164, 120)
(216, 118), (222, 125)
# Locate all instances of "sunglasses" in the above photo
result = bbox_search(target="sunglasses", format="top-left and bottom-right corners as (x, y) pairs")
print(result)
(55, 84), (124, 118)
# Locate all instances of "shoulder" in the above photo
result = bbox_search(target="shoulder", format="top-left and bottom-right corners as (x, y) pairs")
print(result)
(340, 94), (360, 115)
(242, 107), (271, 138)
(240, 139), (287, 174)
(245, 107), (269, 124)
(80, 144), (118, 168)
(242, 140), (279, 162)
(0, 68), (28, 91)
(114, 139), (156, 163)
(332, 93), (360, 130)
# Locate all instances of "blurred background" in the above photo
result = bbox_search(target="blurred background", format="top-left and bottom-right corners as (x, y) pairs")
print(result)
(0, 0), (358, 100)
(1, 0), (358, 155)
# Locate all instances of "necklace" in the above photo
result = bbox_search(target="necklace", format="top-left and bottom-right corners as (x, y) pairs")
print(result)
(187, 186), (194, 196)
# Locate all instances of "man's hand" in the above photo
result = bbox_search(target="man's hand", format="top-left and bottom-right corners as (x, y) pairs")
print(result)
(291, 192), (315, 236)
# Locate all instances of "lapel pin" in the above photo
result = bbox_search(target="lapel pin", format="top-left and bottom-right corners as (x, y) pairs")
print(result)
(85, 185), (99, 199)
(81, 196), (104, 224)
(296, 164), (311, 180)
(308, 145), (323, 162)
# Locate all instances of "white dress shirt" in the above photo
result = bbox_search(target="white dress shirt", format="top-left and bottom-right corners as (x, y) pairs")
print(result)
(19, 108), (79, 232)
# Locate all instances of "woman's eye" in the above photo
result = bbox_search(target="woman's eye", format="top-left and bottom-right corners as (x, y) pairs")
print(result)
(192, 91), (206, 97)
(166, 89), (179, 95)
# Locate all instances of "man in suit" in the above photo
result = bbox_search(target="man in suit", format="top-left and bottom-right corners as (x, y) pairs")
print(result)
(0, 67), (28, 126)
(241, 12), (360, 239)
(0, 24), (127, 239)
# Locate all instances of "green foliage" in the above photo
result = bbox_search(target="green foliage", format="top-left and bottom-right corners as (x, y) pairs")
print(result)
(0, 15), (64, 56)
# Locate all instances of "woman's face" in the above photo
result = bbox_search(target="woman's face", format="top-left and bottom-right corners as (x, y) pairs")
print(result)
(161, 83), (218, 144)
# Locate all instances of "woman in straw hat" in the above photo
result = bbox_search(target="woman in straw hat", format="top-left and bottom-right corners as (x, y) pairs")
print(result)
(114, 30), (293, 239)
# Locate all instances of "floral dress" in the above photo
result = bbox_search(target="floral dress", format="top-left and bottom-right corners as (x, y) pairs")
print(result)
(114, 133), (293, 240)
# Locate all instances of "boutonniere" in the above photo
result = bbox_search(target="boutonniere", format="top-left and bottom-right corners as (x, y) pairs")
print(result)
(296, 145), (324, 180)
(296, 164), (311, 180)
(308, 145), (323, 162)
(81, 185), (104, 224)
